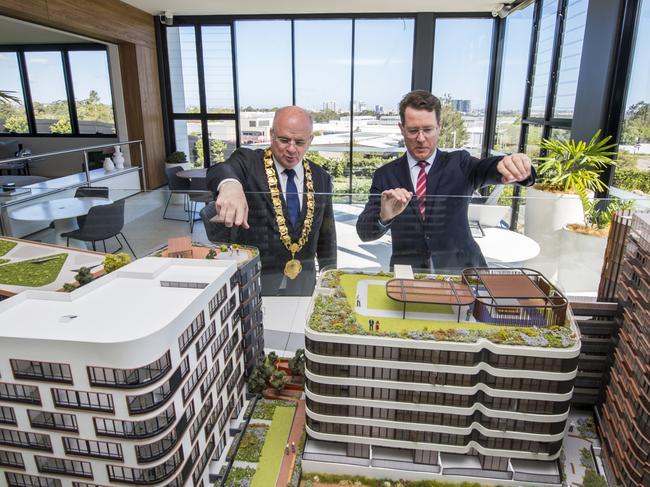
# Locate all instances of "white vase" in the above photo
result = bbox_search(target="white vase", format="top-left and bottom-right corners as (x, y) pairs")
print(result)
(103, 157), (115, 172)
(113, 146), (125, 169)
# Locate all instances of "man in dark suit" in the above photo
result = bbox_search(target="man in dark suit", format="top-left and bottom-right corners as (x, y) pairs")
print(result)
(206, 106), (336, 296)
(357, 90), (534, 274)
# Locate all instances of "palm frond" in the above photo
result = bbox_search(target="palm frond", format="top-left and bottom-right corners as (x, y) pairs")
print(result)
(0, 90), (21, 104)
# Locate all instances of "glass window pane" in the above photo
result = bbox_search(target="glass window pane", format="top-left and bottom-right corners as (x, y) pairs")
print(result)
(207, 120), (236, 165)
(352, 18), (414, 194)
(201, 26), (235, 113)
(615, 0), (650, 196)
(0, 52), (28, 134)
(525, 124), (543, 157)
(167, 26), (200, 113)
(550, 127), (571, 141)
(529, 0), (559, 119)
(235, 20), (292, 146)
(174, 120), (202, 167)
(553, 0), (588, 118)
(493, 5), (534, 154)
(295, 19), (352, 195)
(25, 51), (71, 134)
(68, 50), (116, 134)
(432, 18), (494, 156)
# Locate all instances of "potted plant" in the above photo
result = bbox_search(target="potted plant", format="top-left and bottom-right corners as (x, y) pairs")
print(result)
(165, 150), (190, 170)
(524, 131), (617, 281)
(559, 197), (634, 293)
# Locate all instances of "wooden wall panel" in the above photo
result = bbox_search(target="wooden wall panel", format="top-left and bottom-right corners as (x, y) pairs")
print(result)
(0, 0), (166, 188)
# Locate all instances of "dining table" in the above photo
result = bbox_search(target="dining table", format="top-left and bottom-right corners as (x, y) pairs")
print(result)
(9, 197), (113, 248)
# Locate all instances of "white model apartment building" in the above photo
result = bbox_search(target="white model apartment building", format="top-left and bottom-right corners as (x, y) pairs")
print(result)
(0, 257), (246, 487)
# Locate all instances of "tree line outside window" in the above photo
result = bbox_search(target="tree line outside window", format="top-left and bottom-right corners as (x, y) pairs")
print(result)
(0, 45), (116, 137)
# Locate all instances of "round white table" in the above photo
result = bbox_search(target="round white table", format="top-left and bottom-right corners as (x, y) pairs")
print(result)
(9, 197), (113, 248)
(474, 227), (541, 264)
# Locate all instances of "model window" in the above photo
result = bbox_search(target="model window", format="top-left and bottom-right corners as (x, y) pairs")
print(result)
(196, 322), (217, 357)
(63, 437), (123, 460)
(126, 356), (189, 415)
(0, 406), (16, 425)
(35, 455), (92, 478)
(107, 448), (183, 483)
(0, 449), (24, 469)
(5, 472), (62, 487)
(11, 360), (73, 383)
(0, 382), (41, 404)
(0, 428), (52, 451)
(178, 311), (206, 354)
(87, 351), (171, 388)
(28, 410), (78, 432)
(94, 404), (175, 439)
(51, 389), (113, 412)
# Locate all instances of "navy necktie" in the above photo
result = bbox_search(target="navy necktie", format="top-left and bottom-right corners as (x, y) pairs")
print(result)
(284, 168), (300, 227)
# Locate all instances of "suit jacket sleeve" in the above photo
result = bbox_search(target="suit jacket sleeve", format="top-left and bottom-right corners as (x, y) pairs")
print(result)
(464, 152), (536, 189)
(316, 174), (337, 270)
(206, 148), (252, 195)
(356, 170), (388, 242)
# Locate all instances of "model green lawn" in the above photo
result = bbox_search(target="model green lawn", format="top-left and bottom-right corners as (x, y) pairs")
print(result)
(0, 253), (68, 287)
(250, 406), (295, 487)
(0, 239), (17, 256)
(339, 273), (501, 333)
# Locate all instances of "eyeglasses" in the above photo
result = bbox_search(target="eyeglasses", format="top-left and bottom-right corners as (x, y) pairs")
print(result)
(273, 136), (309, 147)
(403, 127), (438, 139)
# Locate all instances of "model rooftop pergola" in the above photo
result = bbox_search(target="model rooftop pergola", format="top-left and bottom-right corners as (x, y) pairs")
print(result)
(386, 268), (568, 326)
(386, 278), (474, 321)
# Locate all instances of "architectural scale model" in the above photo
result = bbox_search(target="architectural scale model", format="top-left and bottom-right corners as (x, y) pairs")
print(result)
(0, 257), (246, 486)
(303, 266), (580, 485)
(599, 212), (650, 487)
(0, 237), (106, 301)
(152, 239), (264, 378)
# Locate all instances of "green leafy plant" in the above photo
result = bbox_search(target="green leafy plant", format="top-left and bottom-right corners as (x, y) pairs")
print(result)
(205, 248), (217, 259)
(165, 151), (187, 165)
(247, 365), (268, 394)
(103, 253), (131, 273)
(581, 197), (635, 230)
(63, 266), (94, 292)
(535, 130), (616, 194)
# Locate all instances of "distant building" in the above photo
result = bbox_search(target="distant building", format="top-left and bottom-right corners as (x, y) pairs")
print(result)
(322, 101), (337, 112)
(451, 99), (471, 113)
(374, 104), (384, 114)
(599, 212), (650, 487)
(239, 112), (273, 145)
(0, 257), (247, 486)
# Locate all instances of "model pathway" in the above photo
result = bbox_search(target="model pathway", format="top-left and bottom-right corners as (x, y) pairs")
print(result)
(275, 399), (306, 487)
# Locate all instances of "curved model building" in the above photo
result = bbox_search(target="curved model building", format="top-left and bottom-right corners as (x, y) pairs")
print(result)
(303, 268), (580, 485)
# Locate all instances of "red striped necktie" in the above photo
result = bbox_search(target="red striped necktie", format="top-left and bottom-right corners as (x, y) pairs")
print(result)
(415, 160), (429, 218)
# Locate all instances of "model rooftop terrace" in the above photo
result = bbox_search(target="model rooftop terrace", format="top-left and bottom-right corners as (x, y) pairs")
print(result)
(308, 269), (577, 349)
(0, 257), (237, 344)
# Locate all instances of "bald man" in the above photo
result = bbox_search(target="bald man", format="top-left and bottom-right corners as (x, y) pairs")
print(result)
(206, 106), (337, 296)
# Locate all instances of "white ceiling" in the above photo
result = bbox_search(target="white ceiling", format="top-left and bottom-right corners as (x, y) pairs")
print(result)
(121, 0), (514, 16)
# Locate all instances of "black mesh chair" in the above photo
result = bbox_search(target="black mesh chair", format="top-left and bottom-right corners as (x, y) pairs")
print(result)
(74, 186), (109, 227)
(61, 199), (136, 256)
(163, 166), (191, 221)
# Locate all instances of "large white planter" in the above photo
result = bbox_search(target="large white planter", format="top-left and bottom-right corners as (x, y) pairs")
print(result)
(558, 225), (608, 294)
(524, 187), (586, 242)
(523, 187), (591, 285)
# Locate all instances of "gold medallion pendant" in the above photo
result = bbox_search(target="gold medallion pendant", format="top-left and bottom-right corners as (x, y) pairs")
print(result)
(263, 148), (315, 282)
(284, 258), (302, 280)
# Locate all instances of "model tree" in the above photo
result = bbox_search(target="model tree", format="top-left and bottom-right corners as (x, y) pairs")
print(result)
(582, 469), (607, 487)
(103, 253), (131, 273)
(288, 348), (305, 376)
(247, 366), (267, 394)
(269, 369), (288, 393)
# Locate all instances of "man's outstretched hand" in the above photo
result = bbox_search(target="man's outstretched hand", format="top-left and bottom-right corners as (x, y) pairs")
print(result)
(379, 188), (413, 224)
(214, 181), (250, 228)
(497, 153), (532, 184)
